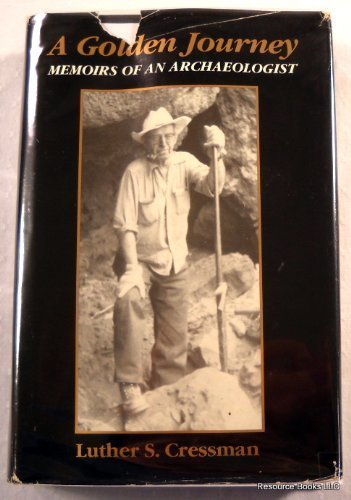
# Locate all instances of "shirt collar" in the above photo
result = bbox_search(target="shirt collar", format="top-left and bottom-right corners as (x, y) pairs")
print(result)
(147, 152), (174, 171)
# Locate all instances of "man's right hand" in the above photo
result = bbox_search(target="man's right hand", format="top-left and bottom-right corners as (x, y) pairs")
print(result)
(117, 264), (146, 299)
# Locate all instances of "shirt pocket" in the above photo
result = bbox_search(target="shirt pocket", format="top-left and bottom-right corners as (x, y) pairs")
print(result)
(138, 198), (159, 226)
(173, 187), (190, 215)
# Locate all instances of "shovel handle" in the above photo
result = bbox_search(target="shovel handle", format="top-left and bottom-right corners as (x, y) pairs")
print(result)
(213, 147), (223, 285)
(212, 146), (228, 373)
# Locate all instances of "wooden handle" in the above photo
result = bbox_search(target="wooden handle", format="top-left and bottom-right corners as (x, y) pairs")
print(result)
(212, 146), (228, 373)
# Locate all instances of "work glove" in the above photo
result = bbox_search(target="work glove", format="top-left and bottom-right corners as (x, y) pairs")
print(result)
(117, 264), (146, 299)
(203, 125), (226, 157)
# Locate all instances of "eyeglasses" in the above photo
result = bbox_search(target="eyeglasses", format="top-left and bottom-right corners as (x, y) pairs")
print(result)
(146, 133), (176, 145)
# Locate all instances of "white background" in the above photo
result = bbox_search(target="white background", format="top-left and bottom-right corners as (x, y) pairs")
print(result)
(1, 0), (350, 498)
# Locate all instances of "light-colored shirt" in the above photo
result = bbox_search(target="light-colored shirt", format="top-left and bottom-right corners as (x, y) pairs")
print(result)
(113, 151), (214, 275)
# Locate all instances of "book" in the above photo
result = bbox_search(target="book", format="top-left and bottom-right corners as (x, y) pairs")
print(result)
(10, 9), (341, 486)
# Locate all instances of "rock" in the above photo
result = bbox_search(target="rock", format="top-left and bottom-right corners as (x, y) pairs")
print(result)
(187, 89), (259, 260)
(125, 367), (261, 431)
(80, 224), (118, 278)
(188, 252), (256, 299)
(188, 327), (233, 370)
(230, 317), (248, 338)
(239, 348), (262, 399)
(246, 314), (261, 341)
(188, 323), (257, 378)
(78, 417), (123, 432)
(216, 87), (259, 225)
(187, 296), (217, 333)
(82, 87), (220, 128)
(232, 275), (261, 342)
(187, 263), (261, 385)
(233, 271), (260, 312)
(192, 198), (258, 260)
(186, 253), (258, 373)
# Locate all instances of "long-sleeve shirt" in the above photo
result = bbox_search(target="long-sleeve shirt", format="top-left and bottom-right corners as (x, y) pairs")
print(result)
(113, 151), (214, 275)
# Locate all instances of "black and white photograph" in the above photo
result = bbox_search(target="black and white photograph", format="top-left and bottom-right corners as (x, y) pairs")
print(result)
(76, 86), (263, 433)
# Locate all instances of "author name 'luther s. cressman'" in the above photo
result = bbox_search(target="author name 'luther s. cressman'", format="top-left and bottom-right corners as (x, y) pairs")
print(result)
(76, 442), (260, 459)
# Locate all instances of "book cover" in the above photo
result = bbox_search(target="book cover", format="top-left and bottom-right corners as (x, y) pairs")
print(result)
(10, 9), (341, 486)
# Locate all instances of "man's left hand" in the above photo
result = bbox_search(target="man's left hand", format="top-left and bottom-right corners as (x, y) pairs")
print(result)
(203, 125), (226, 157)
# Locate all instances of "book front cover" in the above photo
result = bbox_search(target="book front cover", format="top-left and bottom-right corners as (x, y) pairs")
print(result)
(10, 10), (341, 485)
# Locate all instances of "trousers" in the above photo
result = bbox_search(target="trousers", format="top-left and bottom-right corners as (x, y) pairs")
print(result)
(113, 266), (189, 389)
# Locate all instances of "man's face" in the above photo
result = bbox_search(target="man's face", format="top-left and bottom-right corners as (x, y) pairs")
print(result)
(143, 124), (177, 163)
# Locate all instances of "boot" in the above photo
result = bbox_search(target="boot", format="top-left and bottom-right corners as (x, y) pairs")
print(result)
(119, 382), (149, 417)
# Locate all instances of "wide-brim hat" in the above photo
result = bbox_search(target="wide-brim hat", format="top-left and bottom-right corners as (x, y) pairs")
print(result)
(131, 107), (191, 143)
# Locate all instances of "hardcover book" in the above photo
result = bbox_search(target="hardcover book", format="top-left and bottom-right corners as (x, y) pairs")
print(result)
(10, 9), (341, 486)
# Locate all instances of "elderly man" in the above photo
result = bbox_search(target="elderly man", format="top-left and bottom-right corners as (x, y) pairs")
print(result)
(113, 107), (225, 418)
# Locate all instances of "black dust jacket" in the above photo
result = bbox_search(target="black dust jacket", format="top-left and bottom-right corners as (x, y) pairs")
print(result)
(10, 9), (341, 486)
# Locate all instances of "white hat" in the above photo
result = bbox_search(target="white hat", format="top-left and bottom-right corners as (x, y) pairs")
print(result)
(131, 107), (191, 143)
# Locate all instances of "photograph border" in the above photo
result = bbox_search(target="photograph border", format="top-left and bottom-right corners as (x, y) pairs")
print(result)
(74, 84), (265, 435)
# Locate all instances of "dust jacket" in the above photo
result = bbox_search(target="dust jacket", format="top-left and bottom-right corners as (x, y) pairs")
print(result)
(10, 9), (341, 486)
